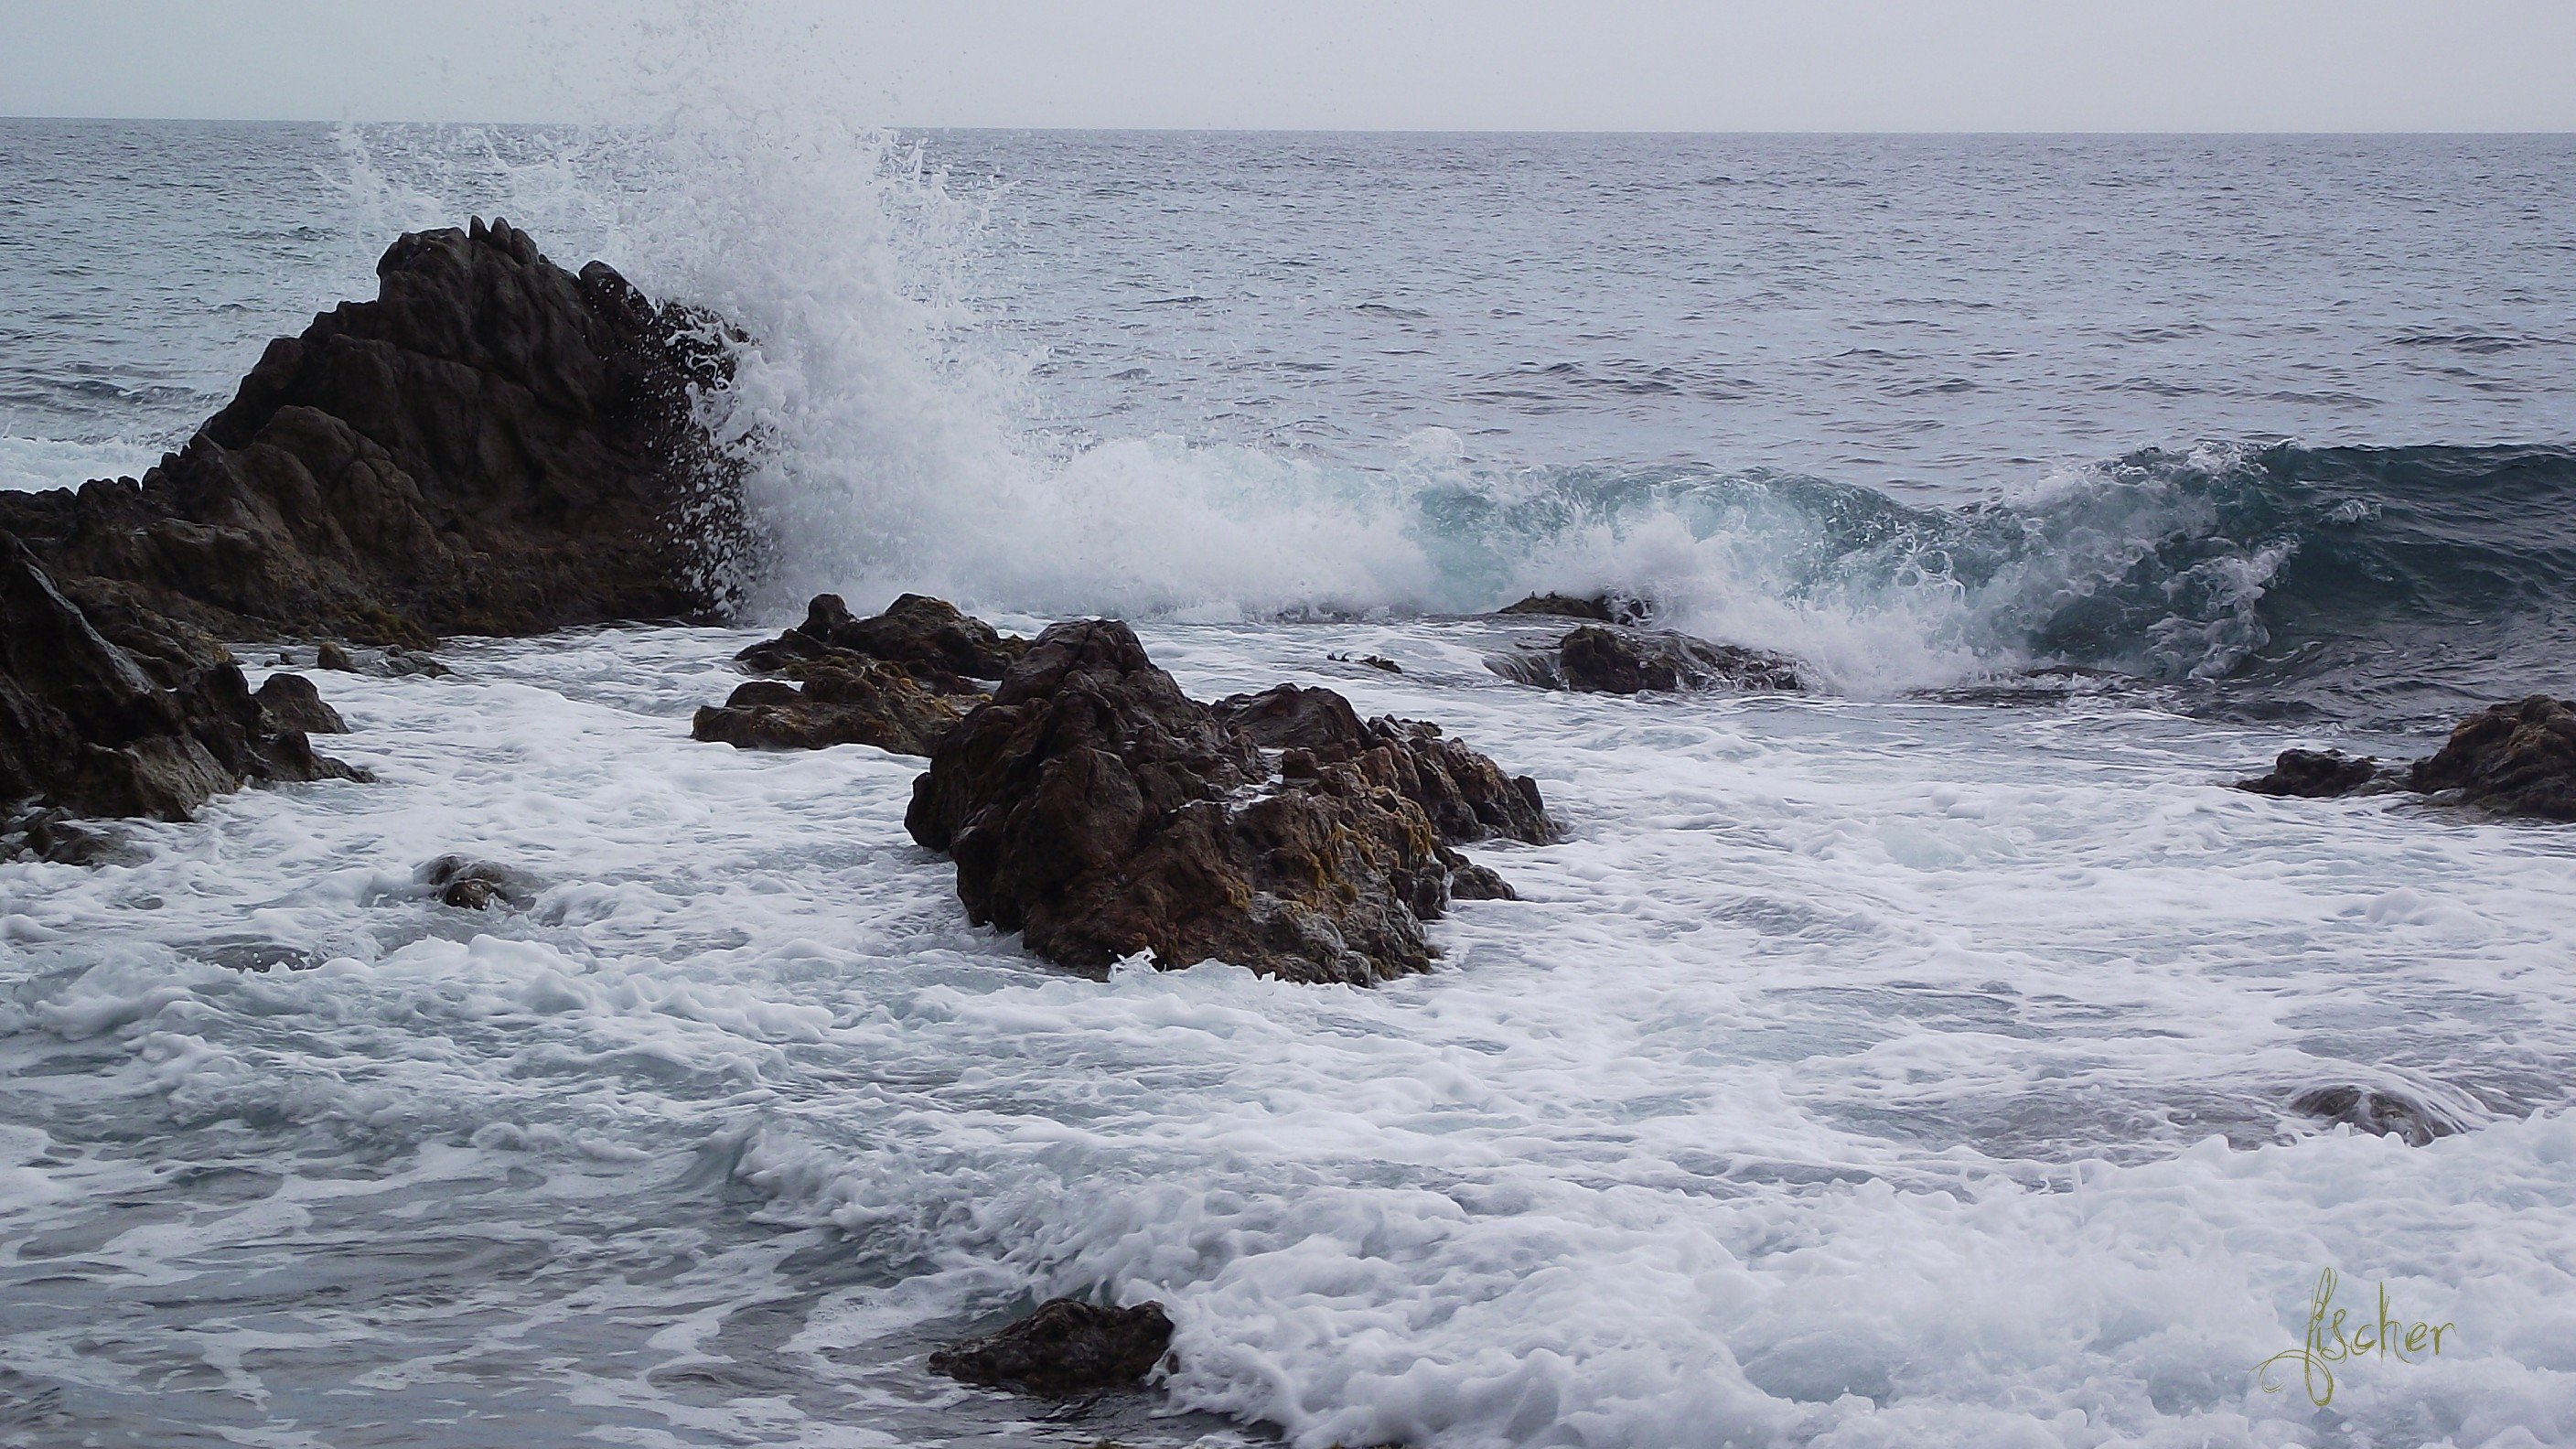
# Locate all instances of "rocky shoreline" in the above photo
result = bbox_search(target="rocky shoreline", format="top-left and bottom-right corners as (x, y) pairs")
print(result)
(7, 220), (2572, 1411)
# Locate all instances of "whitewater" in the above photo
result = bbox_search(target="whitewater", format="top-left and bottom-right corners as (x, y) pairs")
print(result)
(5, 104), (2576, 1449)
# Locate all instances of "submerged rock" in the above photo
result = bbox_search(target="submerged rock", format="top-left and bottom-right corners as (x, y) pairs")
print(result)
(383, 647), (451, 679)
(2290, 1085), (2472, 1146)
(1497, 591), (1654, 626)
(928, 1299), (1174, 1397)
(419, 855), (537, 911)
(907, 621), (1539, 983)
(0, 218), (744, 646)
(1489, 624), (1806, 695)
(2, 532), (356, 821)
(1, 808), (134, 866)
(2410, 695), (2576, 820)
(2236, 748), (2388, 799)
(254, 672), (348, 735)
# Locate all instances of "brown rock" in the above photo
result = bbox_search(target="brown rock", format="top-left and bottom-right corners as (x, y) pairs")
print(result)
(2236, 748), (2388, 799)
(691, 660), (961, 757)
(928, 1299), (1174, 1397)
(907, 620), (1471, 984)
(2289, 1085), (2469, 1146)
(1497, 591), (1652, 626)
(1489, 624), (1805, 695)
(1209, 683), (1557, 846)
(2410, 695), (2576, 820)
(2, 532), (354, 821)
(736, 592), (1027, 695)
(0, 218), (745, 646)
(420, 854), (536, 910)
(254, 672), (349, 735)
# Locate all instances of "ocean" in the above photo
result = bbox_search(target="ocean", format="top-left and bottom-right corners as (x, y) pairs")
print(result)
(3, 116), (2574, 1447)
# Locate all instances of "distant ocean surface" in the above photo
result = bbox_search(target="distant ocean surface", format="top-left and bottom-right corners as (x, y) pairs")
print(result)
(4, 119), (2575, 1448)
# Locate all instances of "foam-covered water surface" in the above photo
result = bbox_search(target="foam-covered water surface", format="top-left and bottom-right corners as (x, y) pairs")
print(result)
(7, 42), (2576, 1444)
(5, 627), (2571, 1445)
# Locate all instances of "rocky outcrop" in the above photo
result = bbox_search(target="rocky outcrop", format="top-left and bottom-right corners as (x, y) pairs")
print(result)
(1489, 623), (1806, 695)
(691, 664), (961, 757)
(693, 595), (1025, 757)
(928, 1299), (1174, 1397)
(2, 533), (354, 821)
(737, 593), (1027, 694)
(0, 218), (744, 646)
(2410, 695), (2576, 820)
(907, 621), (1542, 983)
(1208, 683), (1557, 846)
(2236, 748), (2391, 799)
(1497, 591), (1653, 626)
(2238, 696), (2576, 820)
(253, 673), (348, 735)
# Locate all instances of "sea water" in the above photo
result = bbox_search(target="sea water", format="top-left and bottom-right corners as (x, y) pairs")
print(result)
(4, 113), (2575, 1448)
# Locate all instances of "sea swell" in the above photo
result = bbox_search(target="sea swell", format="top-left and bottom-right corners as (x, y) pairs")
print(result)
(1345, 439), (2576, 725)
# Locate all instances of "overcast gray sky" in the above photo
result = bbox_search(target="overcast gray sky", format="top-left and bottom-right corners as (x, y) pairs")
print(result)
(5, 0), (2574, 131)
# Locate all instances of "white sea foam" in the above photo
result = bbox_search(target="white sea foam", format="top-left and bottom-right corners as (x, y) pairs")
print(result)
(0, 435), (165, 493)
(5, 625), (2572, 1444)
(7, 17), (2572, 1444)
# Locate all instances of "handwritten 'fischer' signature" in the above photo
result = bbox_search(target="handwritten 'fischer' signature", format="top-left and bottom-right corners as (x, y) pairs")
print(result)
(2257, 1268), (2456, 1407)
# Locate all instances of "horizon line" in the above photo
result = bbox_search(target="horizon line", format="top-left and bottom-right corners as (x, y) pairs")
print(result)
(5, 114), (2573, 137)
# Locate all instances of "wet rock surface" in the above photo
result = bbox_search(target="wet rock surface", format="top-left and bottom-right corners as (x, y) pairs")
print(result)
(0, 218), (743, 646)
(419, 855), (538, 911)
(1209, 683), (1557, 846)
(735, 593), (1026, 696)
(695, 594), (1024, 757)
(907, 620), (1540, 983)
(928, 1299), (1174, 1397)
(3, 533), (355, 821)
(691, 661), (962, 757)
(2243, 695), (2576, 820)
(1497, 591), (1654, 626)
(2236, 748), (2390, 799)
(2410, 694), (2576, 820)
(2290, 1084), (2472, 1146)
(253, 672), (348, 736)
(1489, 623), (1807, 695)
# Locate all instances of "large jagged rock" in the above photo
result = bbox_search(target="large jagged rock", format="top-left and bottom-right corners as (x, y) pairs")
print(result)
(928, 1299), (1174, 1397)
(906, 621), (1542, 983)
(1488, 624), (1805, 695)
(1208, 683), (1557, 846)
(0, 218), (744, 646)
(693, 594), (1025, 757)
(2410, 695), (2576, 820)
(2, 534), (354, 821)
